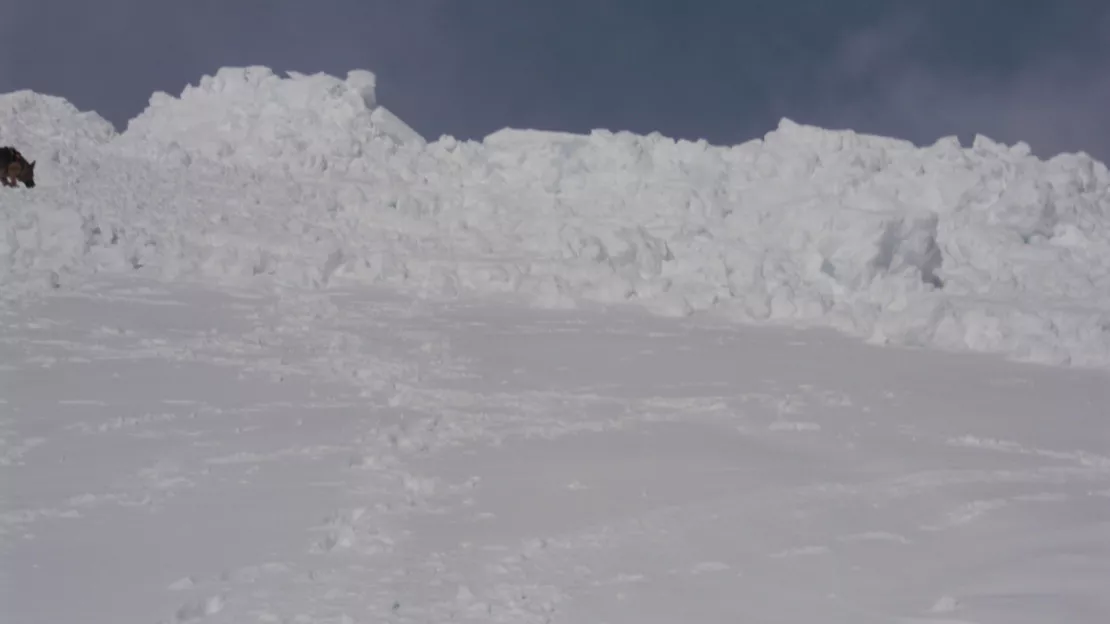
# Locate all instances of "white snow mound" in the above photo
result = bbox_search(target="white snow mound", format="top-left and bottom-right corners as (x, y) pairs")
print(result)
(3, 67), (1110, 369)
(0, 90), (118, 186)
(118, 66), (425, 174)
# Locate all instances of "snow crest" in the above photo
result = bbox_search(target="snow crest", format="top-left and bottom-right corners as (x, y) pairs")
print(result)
(118, 66), (425, 174)
(3, 67), (1110, 368)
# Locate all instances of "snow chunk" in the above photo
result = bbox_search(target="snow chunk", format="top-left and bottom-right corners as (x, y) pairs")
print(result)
(118, 66), (425, 174)
(0, 90), (117, 150)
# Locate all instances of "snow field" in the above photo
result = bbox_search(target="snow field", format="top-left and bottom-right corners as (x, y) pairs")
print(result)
(2, 65), (1109, 368)
(3, 276), (1108, 624)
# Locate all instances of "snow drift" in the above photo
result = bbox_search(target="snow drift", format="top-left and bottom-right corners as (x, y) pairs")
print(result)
(2, 66), (1109, 368)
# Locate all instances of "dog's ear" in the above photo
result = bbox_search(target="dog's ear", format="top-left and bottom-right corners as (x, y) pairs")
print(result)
(29, 161), (35, 168)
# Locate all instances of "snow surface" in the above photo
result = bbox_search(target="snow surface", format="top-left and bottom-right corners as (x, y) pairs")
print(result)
(3, 67), (1110, 623)
(3, 276), (1109, 624)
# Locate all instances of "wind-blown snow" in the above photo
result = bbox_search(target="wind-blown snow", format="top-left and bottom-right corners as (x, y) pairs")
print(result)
(3, 65), (1110, 368)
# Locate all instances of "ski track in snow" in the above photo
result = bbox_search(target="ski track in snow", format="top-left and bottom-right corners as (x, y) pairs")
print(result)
(2, 275), (1108, 624)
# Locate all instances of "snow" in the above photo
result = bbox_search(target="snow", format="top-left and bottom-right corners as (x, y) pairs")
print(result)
(4, 66), (1109, 368)
(119, 67), (425, 172)
(2, 66), (1110, 623)
(4, 277), (1109, 624)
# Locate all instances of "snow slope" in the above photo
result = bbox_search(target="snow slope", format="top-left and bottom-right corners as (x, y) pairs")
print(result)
(4, 275), (1109, 624)
(3, 66), (1110, 368)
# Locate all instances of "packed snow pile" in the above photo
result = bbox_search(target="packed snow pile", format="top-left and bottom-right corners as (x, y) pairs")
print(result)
(0, 90), (118, 188)
(455, 124), (1110, 366)
(3, 67), (1110, 368)
(118, 66), (425, 174)
(0, 89), (116, 150)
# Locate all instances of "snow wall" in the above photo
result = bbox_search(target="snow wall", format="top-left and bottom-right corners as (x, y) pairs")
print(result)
(3, 66), (1110, 369)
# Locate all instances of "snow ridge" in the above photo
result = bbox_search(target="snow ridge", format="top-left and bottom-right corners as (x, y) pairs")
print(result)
(2, 66), (1109, 368)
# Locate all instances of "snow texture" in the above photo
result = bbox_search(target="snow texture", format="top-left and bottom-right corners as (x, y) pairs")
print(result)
(3, 65), (1110, 368)
(4, 276), (1109, 624)
(4, 67), (1110, 624)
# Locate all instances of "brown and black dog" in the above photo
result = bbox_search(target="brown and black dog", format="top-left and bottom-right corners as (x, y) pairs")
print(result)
(1, 146), (36, 188)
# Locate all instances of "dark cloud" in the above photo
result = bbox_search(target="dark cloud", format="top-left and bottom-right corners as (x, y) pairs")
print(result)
(1, 1), (1106, 161)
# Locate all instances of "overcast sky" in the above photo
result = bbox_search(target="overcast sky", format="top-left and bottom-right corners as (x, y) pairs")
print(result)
(2, 0), (1107, 161)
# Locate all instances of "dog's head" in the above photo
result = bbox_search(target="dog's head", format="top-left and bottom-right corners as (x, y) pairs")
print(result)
(10, 158), (35, 188)
(21, 159), (35, 188)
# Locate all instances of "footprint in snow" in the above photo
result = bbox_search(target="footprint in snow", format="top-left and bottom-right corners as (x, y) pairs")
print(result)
(769, 545), (830, 558)
(689, 561), (731, 574)
(172, 594), (225, 622)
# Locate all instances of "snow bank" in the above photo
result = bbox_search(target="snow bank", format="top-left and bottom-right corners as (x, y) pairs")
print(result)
(3, 67), (1109, 369)
(0, 151), (360, 300)
(453, 122), (1110, 366)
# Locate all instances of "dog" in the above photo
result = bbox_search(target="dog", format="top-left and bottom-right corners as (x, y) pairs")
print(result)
(1, 146), (36, 188)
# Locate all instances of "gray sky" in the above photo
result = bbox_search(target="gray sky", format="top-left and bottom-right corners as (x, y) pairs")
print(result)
(2, 1), (1107, 161)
